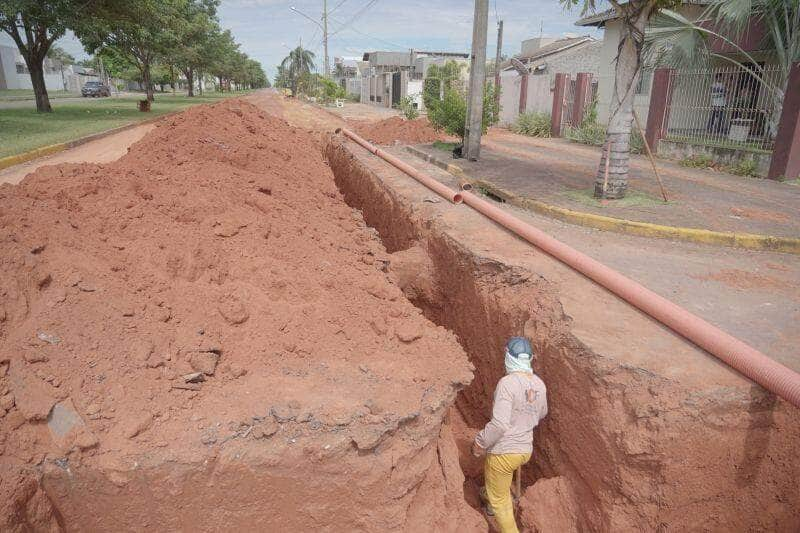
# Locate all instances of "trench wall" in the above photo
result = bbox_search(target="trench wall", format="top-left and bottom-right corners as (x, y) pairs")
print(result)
(325, 137), (800, 532)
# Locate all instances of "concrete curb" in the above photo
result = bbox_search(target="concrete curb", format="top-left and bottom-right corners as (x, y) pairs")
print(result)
(405, 146), (800, 255)
(0, 110), (183, 172)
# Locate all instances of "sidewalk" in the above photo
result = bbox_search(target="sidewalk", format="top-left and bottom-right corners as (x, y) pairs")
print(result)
(411, 130), (800, 241)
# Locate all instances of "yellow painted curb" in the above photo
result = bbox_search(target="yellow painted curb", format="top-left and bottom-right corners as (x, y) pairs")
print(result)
(0, 107), (190, 173)
(0, 143), (67, 171)
(405, 146), (800, 255)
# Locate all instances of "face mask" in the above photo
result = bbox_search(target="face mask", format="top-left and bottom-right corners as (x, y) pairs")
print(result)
(504, 348), (532, 374)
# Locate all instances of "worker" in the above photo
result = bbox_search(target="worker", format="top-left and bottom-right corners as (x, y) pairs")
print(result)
(472, 336), (548, 533)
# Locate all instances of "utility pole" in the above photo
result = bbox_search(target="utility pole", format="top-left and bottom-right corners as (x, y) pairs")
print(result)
(290, 4), (329, 77)
(494, 20), (503, 112)
(322, 0), (329, 77)
(463, 0), (489, 161)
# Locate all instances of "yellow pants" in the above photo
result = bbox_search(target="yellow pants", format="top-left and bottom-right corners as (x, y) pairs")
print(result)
(484, 453), (531, 533)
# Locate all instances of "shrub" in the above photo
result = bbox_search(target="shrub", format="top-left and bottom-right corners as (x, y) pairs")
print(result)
(427, 84), (496, 141)
(727, 158), (759, 177)
(428, 88), (467, 138)
(512, 111), (551, 137)
(566, 120), (606, 146)
(680, 154), (715, 169)
(397, 95), (419, 120)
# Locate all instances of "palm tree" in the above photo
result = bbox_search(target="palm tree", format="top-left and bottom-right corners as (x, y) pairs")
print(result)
(563, 0), (677, 199)
(645, 0), (799, 131)
(280, 46), (315, 96)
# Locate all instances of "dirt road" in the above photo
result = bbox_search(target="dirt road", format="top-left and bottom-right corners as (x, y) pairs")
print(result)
(0, 123), (154, 185)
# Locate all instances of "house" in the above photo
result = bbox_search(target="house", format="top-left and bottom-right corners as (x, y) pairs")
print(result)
(0, 44), (67, 91)
(496, 35), (602, 126)
(333, 56), (365, 97)
(360, 50), (469, 110)
(576, 1), (787, 176)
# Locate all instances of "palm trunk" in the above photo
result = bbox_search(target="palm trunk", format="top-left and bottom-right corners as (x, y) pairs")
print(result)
(28, 57), (52, 113)
(594, 10), (649, 199)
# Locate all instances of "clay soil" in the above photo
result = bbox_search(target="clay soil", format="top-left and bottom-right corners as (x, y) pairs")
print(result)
(352, 116), (451, 146)
(0, 99), (482, 531)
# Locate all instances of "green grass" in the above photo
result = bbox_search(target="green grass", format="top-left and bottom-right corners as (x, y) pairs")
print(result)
(0, 92), (248, 159)
(0, 89), (77, 101)
(432, 140), (459, 152)
(562, 187), (668, 208)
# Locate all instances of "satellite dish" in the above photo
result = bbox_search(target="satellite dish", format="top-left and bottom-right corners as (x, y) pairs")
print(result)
(510, 58), (528, 76)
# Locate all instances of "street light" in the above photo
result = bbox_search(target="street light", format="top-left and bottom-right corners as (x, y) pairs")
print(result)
(289, 5), (329, 78)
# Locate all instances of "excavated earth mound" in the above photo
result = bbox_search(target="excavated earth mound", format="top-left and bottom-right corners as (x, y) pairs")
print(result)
(352, 116), (450, 146)
(0, 100), (482, 531)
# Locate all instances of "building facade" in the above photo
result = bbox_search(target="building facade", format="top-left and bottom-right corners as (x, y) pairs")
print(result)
(360, 50), (469, 111)
(497, 36), (602, 126)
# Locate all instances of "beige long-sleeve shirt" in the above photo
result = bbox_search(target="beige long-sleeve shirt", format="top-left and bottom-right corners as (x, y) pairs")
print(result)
(475, 372), (547, 455)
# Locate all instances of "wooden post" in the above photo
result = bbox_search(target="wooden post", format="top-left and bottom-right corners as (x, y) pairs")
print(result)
(768, 62), (800, 181)
(550, 73), (569, 138)
(519, 73), (528, 115)
(644, 68), (674, 153)
(572, 72), (592, 128)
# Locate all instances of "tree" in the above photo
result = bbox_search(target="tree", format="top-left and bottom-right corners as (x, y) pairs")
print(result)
(563, 0), (680, 198)
(76, 0), (183, 101)
(427, 83), (496, 142)
(47, 44), (74, 91)
(172, 0), (220, 96)
(645, 0), (800, 133)
(0, 0), (76, 112)
(279, 46), (315, 96)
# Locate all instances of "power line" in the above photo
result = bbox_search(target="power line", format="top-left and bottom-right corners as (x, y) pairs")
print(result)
(328, 0), (379, 37)
(329, 16), (406, 50)
(329, 0), (349, 15)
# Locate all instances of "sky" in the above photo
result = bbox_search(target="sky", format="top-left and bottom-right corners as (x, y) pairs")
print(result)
(1, 0), (603, 80)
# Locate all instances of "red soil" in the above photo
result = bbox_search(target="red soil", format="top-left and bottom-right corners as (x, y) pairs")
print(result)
(0, 100), (481, 530)
(352, 116), (450, 145)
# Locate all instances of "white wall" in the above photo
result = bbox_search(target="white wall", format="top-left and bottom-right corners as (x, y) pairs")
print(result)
(0, 44), (69, 91)
(407, 79), (423, 110)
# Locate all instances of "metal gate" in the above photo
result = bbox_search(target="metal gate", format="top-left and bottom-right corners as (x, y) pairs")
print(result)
(391, 72), (401, 107)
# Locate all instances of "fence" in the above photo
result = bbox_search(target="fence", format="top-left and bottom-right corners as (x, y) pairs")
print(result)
(663, 64), (783, 151)
(561, 76), (598, 132)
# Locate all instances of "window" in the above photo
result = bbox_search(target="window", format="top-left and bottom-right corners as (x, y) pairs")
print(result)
(636, 70), (653, 95)
(16, 63), (27, 74)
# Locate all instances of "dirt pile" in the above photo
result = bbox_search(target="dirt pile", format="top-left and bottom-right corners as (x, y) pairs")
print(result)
(352, 116), (450, 145)
(0, 100), (482, 531)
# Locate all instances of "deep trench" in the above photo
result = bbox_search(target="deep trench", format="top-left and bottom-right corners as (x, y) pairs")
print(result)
(322, 138), (800, 533)
(324, 141), (571, 513)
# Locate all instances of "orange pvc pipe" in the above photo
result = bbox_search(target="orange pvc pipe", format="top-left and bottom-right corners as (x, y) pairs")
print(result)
(459, 189), (800, 409)
(337, 128), (463, 204)
(338, 127), (800, 408)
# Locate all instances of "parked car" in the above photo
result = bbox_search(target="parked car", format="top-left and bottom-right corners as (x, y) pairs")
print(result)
(81, 81), (111, 97)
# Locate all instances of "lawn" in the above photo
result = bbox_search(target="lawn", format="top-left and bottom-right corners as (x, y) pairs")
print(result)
(0, 92), (248, 159)
(0, 89), (77, 101)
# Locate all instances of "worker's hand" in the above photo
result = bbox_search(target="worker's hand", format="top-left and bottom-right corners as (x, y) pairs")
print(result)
(471, 441), (484, 458)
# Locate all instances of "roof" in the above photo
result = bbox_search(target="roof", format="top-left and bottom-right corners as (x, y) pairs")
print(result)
(575, 1), (711, 27)
(362, 50), (469, 62)
(500, 36), (596, 71)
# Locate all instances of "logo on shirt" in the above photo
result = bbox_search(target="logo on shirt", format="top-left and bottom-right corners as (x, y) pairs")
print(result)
(526, 389), (537, 403)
